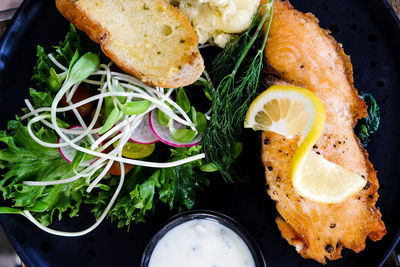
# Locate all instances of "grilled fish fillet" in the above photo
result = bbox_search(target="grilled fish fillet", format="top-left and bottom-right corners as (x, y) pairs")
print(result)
(260, 0), (386, 264)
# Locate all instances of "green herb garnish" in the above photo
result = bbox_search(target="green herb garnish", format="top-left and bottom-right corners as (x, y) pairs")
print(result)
(201, 1), (274, 180)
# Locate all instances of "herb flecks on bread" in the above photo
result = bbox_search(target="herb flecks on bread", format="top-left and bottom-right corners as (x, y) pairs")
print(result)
(56, 0), (204, 88)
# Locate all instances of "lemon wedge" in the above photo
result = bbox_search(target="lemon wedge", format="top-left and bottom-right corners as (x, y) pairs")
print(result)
(292, 150), (367, 203)
(245, 85), (366, 203)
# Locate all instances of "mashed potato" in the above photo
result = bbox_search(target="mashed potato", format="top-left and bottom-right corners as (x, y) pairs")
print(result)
(173, 0), (260, 47)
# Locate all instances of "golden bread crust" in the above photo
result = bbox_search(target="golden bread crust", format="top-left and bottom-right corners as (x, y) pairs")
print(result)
(55, 0), (204, 88)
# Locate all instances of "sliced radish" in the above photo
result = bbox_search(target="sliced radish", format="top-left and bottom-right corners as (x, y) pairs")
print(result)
(129, 114), (159, 144)
(58, 126), (99, 166)
(149, 110), (201, 148)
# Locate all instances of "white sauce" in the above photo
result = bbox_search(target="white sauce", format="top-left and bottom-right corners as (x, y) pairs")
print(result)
(148, 219), (256, 267)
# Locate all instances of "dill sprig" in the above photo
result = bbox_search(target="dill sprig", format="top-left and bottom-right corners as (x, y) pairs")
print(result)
(201, 1), (274, 181)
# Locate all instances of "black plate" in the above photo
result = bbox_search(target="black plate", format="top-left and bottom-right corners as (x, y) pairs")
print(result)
(0, 0), (399, 266)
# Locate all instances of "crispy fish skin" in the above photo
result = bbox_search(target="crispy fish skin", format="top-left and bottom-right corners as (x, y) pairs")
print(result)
(260, 0), (386, 264)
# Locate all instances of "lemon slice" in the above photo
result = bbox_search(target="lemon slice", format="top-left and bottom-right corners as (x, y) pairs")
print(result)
(244, 85), (325, 144)
(292, 150), (366, 203)
(245, 85), (366, 203)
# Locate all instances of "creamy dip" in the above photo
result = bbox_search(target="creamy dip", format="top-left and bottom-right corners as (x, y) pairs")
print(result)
(148, 219), (256, 267)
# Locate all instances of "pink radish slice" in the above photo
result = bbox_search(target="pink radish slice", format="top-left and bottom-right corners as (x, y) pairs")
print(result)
(129, 114), (159, 144)
(149, 110), (201, 148)
(58, 126), (99, 166)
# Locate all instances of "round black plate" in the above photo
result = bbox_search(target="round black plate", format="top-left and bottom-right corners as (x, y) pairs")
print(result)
(0, 1), (399, 267)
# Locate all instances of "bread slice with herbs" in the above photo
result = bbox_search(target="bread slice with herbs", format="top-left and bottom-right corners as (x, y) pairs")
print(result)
(56, 0), (204, 88)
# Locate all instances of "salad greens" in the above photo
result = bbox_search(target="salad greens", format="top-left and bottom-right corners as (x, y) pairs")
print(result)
(108, 146), (208, 228)
(0, 119), (86, 226)
(0, 25), (210, 232)
(33, 24), (100, 94)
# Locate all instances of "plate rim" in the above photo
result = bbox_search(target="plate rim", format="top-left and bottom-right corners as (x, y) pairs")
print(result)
(0, 0), (398, 266)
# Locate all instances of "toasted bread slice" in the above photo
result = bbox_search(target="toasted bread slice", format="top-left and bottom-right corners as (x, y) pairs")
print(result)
(56, 0), (204, 88)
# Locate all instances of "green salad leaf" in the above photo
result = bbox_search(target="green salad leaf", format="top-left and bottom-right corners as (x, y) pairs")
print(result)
(29, 88), (53, 108)
(0, 119), (102, 226)
(159, 146), (208, 210)
(32, 24), (100, 108)
(108, 169), (162, 227)
(32, 45), (56, 94)
(92, 145), (209, 228)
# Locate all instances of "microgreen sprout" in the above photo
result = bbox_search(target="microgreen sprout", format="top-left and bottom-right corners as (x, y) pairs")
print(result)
(17, 53), (206, 236)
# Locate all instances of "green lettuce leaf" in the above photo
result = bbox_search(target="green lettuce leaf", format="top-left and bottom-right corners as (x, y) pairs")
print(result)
(31, 24), (100, 108)
(159, 146), (209, 210)
(29, 88), (53, 108)
(110, 170), (161, 228)
(32, 45), (55, 93)
(0, 119), (94, 226)
(96, 146), (210, 228)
